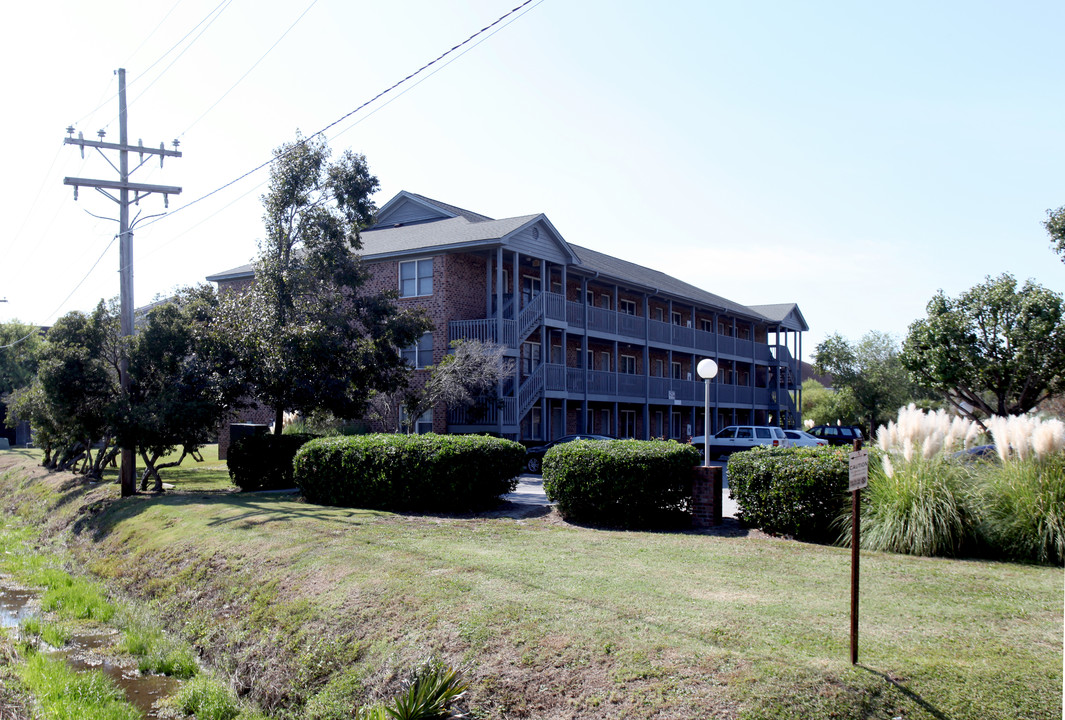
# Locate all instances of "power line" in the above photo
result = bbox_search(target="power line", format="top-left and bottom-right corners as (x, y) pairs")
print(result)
(125, 0), (235, 114)
(179, 0), (321, 139)
(0, 234), (119, 349)
(19, 0), (542, 328)
(123, 0), (186, 69)
(135, 0), (539, 233)
(329, 0), (545, 143)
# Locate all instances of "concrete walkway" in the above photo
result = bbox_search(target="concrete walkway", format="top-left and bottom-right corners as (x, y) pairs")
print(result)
(505, 461), (738, 518)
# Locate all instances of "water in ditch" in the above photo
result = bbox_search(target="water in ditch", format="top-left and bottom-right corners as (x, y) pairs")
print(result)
(0, 581), (183, 718)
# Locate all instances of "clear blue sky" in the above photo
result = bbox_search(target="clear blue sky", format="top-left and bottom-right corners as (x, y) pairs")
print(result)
(2, 0), (1062, 355)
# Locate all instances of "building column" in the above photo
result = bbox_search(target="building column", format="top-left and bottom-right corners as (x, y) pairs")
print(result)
(496, 247), (504, 436)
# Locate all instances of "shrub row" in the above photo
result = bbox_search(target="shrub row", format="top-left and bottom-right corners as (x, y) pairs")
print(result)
(543, 439), (702, 528)
(293, 433), (524, 512)
(728, 446), (851, 543)
(228, 433), (319, 491)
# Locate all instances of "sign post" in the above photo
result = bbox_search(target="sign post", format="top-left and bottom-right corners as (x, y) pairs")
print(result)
(848, 440), (868, 665)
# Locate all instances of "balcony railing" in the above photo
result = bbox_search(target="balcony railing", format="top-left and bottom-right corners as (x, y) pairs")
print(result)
(648, 319), (671, 343)
(449, 318), (516, 346)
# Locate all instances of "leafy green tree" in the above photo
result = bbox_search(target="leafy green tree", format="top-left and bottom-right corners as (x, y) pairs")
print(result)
(902, 274), (1065, 423)
(0, 320), (46, 444)
(120, 287), (236, 491)
(801, 378), (859, 427)
(213, 133), (430, 434)
(32, 303), (120, 473)
(814, 331), (918, 438)
(0, 320), (45, 397)
(1045, 205), (1065, 264)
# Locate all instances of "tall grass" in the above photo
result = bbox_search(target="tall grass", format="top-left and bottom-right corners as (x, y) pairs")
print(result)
(856, 405), (1065, 564)
(974, 452), (1065, 564)
(176, 674), (241, 720)
(858, 455), (972, 556)
(116, 604), (198, 679)
(35, 567), (115, 622)
(16, 652), (141, 720)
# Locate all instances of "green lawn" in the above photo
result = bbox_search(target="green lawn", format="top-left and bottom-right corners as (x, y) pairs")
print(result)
(0, 453), (1060, 719)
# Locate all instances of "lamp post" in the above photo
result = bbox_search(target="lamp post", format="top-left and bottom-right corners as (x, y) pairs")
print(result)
(696, 358), (719, 466)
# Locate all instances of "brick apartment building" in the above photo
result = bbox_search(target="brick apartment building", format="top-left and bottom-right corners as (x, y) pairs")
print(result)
(207, 191), (807, 445)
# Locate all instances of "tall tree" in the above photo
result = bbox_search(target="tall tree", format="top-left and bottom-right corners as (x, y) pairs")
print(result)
(0, 320), (45, 442)
(901, 273), (1065, 423)
(214, 133), (430, 433)
(119, 286), (237, 490)
(0, 320), (45, 398)
(32, 303), (120, 473)
(814, 331), (917, 438)
(1045, 205), (1065, 264)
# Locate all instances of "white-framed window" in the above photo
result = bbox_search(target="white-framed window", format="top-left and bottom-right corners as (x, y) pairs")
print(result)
(400, 408), (433, 435)
(601, 293), (611, 309)
(522, 341), (541, 377)
(601, 409), (611, 434)
(654, 358), (664, 377)
(671, 311), (683, 326)
(402, 332), (433, 369)
(671, 361), (682, 380)
(586, 349), (594, 369)
(586, 290), (594, 306)
(399, 258), (433, 297)
(654, 307), (664, 322)
(600, 351), (611, 372)
(620, 410), (636, 439)
(620, 299), (637, 316)
(522, 274), (542, 305)
(620, 354), (637, 374)
(528, 406), (543, 440)
(700, 319), (714, 333)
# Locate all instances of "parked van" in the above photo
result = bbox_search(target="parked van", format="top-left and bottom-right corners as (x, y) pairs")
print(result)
(690, 425), (792, 459)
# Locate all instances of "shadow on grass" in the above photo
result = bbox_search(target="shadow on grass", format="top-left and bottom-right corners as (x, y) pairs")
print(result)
(70, 490), (390, 541)
(860, 666), (954, 720)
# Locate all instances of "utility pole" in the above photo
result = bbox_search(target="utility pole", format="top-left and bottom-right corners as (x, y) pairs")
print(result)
(63, 68), (182, 497)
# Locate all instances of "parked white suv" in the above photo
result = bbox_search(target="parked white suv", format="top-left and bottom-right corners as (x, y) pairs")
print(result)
(691, 425), (792, 459)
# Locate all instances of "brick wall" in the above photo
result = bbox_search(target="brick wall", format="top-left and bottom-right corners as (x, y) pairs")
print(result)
(364, 252), (488, 433)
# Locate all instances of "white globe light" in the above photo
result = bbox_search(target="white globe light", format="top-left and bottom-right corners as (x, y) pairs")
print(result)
(697, 358), (719, 380)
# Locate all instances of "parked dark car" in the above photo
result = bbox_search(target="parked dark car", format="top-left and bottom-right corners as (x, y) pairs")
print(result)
(524, 434), (614, 473)
(807, 425), (865, 446)
(951, 444), (998, 462)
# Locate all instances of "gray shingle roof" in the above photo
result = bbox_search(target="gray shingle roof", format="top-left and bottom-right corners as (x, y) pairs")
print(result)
(360, 214), (539, 257)
(748, 303), (809, 331)
(568, 243), (759, 318)
(403, 193), (494, 223)
(205, 192), (805, 330)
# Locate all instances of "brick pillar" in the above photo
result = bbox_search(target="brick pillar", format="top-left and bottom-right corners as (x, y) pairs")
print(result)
(692, 465), (723, 527)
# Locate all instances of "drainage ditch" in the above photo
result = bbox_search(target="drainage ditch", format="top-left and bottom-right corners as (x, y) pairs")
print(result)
(0, 581), (183, 718)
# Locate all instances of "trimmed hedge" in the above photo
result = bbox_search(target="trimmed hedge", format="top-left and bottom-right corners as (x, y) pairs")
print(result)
(542, 439), (702, 528)
(228, 433), (319, 491)
(293, 433), (524, 511)
(728, 446), (851, 542)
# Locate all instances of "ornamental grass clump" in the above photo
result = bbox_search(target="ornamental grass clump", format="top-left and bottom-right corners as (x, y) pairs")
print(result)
(977, 415), (1065, 564)
(864, 405), (1065, 564)
(859, 405), (978, 557)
